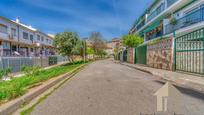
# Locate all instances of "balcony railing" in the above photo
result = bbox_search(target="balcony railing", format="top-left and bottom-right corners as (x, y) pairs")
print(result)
(147, 3), (165, 22)
(167, 0), (178, 7)
(165, 7), (204, 35)
(146, 30), (163, 41)
(136, 21), (145, 30)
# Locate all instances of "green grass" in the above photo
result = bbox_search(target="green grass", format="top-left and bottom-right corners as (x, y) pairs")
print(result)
(20, 67), (79, 115)
(0, 61), (86, 104)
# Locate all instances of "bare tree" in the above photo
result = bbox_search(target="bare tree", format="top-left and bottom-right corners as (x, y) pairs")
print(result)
(89, 32), (106, 58)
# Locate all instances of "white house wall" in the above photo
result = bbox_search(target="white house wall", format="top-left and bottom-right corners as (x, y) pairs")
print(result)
(19, 26), (35, 45)
(0, 18), (18, 42)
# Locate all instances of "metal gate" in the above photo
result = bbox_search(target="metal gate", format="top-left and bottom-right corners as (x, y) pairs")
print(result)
(123, 50), (127, 62)
(175, 28), (204, 74)
(117, 52), (120, 60)
(135, 44), (147, 64)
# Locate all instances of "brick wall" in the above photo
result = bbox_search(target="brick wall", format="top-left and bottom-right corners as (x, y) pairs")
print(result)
(147, 37), (173, 70)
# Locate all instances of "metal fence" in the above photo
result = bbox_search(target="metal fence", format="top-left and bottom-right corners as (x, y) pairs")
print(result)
(0, 56), (68, 72)
(175, 28), (204, 74)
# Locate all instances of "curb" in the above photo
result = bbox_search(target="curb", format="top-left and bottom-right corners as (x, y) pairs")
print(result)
(0, 64), (87, 115)
(120, 62), (204, 94)
(120, 63), (153, 75)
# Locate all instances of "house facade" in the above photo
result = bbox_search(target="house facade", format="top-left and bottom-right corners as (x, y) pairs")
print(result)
(106, 38), (122, 56)
(130, 0), (204, 73)
(0, 16), (55, 57)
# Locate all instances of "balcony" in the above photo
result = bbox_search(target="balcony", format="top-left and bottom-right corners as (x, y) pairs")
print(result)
(167, 0), (178, 8)
(165, 7), (204, 35)
(147, 3), (165, 22)
(136, 20), (145, 30)
(146, 30), (163, 41)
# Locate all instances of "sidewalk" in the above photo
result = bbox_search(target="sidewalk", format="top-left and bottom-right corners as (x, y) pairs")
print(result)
(119, 62), (204, 94)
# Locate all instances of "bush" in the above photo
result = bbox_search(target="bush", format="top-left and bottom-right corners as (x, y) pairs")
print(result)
(49, 56), (58, 65)
(0, 68), (12, 79)
(21, 66), (41, 76)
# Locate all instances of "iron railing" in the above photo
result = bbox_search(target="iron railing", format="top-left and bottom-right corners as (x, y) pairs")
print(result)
(147, 3), (165, 22)
(175, 28), (204, 74)
(167, 0), (178, 7)
(136, 20), (145, 30)
(133, 0), (178, 32)
(146, 31), (163, 41)
(165, 7), (204, 35)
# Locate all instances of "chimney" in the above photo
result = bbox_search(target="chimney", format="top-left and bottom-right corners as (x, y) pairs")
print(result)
(16, 17), (20, 23)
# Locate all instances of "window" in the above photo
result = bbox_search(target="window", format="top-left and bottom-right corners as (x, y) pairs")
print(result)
(41, 36), (44, 42)
(37, 35), (41, 41)
(11, 28), (16, 36)
(30, 34), (33, 41)
(23, 32), (29, 39)
(0, 24), (7, 33)
(46, 39), (49, 43)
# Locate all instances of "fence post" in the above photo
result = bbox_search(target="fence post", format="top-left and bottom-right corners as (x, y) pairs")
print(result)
(0, 57), (3, 70)
(40, 56), (43, 67)
(20, 57), (21, 71)
(173, 31), (176, 71)
(7, 58), (9, 69)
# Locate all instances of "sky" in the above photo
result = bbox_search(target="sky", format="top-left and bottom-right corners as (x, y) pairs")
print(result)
(0, 0), (152, 40)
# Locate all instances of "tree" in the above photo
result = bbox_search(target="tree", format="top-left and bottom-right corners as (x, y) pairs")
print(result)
(122, 34), (143, 47)
(86, 47), (94, 55)
(89, 32), (106, 57)
(72, 40), (84, 57)
(54, 31), (79, 62)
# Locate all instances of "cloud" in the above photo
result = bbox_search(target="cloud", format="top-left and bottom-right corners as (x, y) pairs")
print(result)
(0, 0), (152, 39)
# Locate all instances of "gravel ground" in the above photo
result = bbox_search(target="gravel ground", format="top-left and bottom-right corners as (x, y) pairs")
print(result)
(31, 59), (204, 115)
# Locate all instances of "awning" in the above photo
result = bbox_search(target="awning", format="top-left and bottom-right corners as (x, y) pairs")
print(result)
(143, 21), (161, 33)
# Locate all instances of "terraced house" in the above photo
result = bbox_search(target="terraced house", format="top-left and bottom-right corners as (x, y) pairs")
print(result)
(130, 0), (204, 74)
(0, 16), (55, 57)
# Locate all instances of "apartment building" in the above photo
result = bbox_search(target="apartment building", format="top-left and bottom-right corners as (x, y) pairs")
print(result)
(0, 16), (55, 57)
(130, 0), (204, 74)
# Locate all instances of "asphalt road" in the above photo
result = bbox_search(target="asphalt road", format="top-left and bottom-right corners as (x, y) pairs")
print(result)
(31, 59), (204, 115)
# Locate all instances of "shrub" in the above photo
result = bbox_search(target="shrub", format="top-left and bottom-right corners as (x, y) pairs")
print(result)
(0, 69), (4, 79)
(21, 66), (41, 76)
(48, 57), (58, 65)
(21, 66), (33, 76)
(0, 68), (12, 79)
(32, 66), (41, 75)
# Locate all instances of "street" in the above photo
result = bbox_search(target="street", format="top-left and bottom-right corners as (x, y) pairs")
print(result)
(31, 59), (204, 115)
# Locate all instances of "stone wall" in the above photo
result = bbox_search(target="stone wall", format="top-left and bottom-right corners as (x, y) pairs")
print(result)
(127, 48), (134, 64)
(147, 37), (173, 70)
